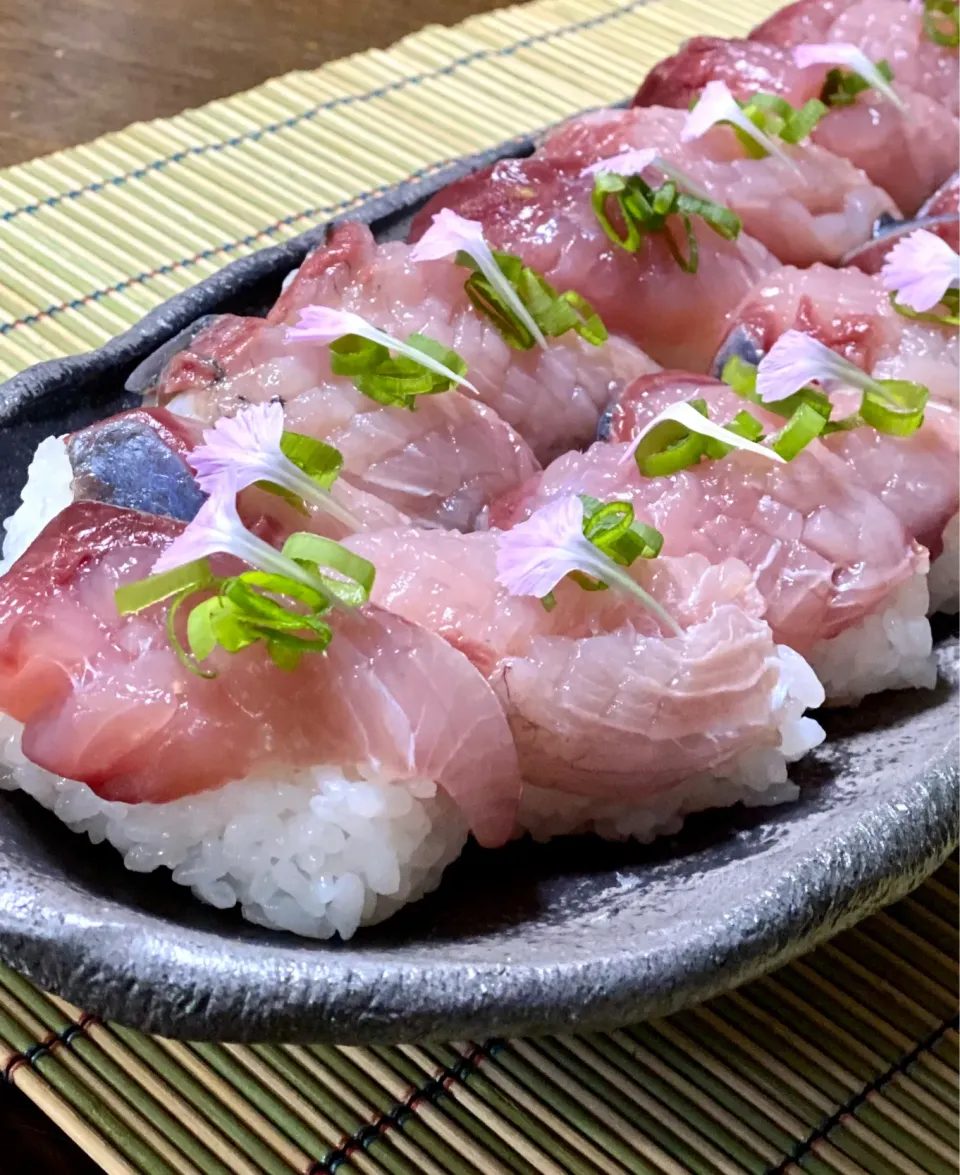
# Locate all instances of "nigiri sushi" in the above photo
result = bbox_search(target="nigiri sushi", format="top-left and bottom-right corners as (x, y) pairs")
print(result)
(147, 308), (541, 532)
(492, 380), (935, 703)
(0, 496), (522, 939)
(408, 155), (777, 373)
(152, 221), (658, 470)
(714, 263), (960, 405)
(539, 105), (899, 266)
(346, 524), (825, 840)
(604, 370), (960, 615)
(632, 36), (958, 216)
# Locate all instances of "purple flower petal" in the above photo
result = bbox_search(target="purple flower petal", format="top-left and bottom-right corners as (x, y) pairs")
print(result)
(581, 148), (659, 178)
(495, 496), (601, 598)
(755, 330), (865, 403)
(881, 229), (960, 312)
(792, 43), (906, 111)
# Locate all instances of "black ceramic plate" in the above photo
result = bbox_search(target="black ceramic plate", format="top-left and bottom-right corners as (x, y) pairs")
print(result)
(0, 135), (957, 1044)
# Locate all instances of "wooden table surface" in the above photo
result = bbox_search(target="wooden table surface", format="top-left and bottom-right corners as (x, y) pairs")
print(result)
(0, 1), (508, 1164)
(0, 0), (507, 168)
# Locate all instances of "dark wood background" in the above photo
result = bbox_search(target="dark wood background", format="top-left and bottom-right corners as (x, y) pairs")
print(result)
(0, 0), (507, 168)
(0, 0), (506, 1164)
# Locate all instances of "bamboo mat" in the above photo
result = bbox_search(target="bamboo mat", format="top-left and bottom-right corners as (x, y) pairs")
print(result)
(0, 0), (957, 1169)
(0, 859), (955, 1174)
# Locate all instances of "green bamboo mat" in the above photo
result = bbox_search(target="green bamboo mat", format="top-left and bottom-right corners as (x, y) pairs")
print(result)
(0, 0), (957, 1169)
(0, 858), (955, 1174)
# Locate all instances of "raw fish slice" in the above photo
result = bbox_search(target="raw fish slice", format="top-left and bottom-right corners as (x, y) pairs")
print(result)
(920, 172), (960, 248)
(714, 263), (960, 404)
(347, 526), (824, 800)
(489, 397), (925, 671)
(751, 0), (864, 45)
(827, 0), (959, 115)
(540, 106), (899, 266)
(408, 156), (776, 373)
(632, 37), (958, 216)
(844, 174), (960, 273)
(64, 408), (405, 538)
(265, 221), (658, 463)
(604, 371), (959, 564)
(153, 312), (539, 532)
(0, 502), (521, 847)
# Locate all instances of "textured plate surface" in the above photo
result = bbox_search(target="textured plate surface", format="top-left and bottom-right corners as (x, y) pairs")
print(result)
(0, 138), (957, 1044)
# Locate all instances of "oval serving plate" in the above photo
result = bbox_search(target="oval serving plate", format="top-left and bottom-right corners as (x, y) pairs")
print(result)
(0, 133), (957, 1044)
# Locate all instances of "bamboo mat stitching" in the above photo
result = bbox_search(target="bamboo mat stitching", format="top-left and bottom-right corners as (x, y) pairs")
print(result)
(769, 1014), (960, 1174)
(0, 0), (645, 224)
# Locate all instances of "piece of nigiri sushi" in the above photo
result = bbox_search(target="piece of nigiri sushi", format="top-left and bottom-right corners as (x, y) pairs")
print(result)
(491, 388), (934, 703)
(147, 307), (540, 532)
(198, 220), (657, 466)
(346, 525), (825, 839)
(0, 500), (522, 938)
(407, 156), (777, 373)
(604, 370), (960, 614)
(632, 36), (958, 217)
(714, 263), (960, 405)
(539, 105), (899, 267)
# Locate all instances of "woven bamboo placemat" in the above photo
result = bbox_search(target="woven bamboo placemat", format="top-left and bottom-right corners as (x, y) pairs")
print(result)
(0, 0), (957, 1169)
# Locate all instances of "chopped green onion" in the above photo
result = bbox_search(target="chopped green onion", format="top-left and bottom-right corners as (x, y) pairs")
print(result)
(768, 402), (829, 459)
(922, 0), (959, 46)
(890, 288), (960, 327)
(721, 353), (928, 439)
(738, 92), (829, 148)
(634, 418), (707, 477)
(114, 557), (215, 616)
(115, 529), (373, 675)
(859, 380), (928, 435)
(279, 432), (343, 489)
(329, 331), (469, 409)
(281, 531), (376, 606)
(458, 249), (607, 350)
(821, 59), (894, 107)
(580, 494), (664, 563)
(589, 170), (742, 272)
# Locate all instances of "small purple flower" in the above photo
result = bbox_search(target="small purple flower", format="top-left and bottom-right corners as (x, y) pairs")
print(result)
(881, 229), (960, 312)
(682, 80), (790, 163)
(410, 208), (547, 349)
(756, 330), (879, 403)
(792, 43), (906, 111)
(495, 496), (682, 635)
(286, 304), (477, 393)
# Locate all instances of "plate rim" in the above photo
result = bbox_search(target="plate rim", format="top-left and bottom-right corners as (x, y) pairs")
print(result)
(0, 132), (957, 1043)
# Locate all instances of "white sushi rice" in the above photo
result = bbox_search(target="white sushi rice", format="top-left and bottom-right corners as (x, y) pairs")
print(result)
(807, 572), (938, 704)
(0, 714), (466, 939)
(518, 644), (826, 841)
(0, 435), (73, 575)
(928, 512), (959, 615)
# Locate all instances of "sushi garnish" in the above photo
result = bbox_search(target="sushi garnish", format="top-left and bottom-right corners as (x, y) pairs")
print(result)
(794, 43), (904, 110)
(920, 0), (959, 47)
(752, 330), (929, 434)
(411, 208), (607, 350)
(881, 228), (960, 322)
(189, 400), (362, 530)
(581, 150), (741, 269)
(115, 476), (376, 674)
(495, 493), (681, 633)
(286, 304), (476, 405)
(625, 398), (789, 476)
(683, 80), (799, 165)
